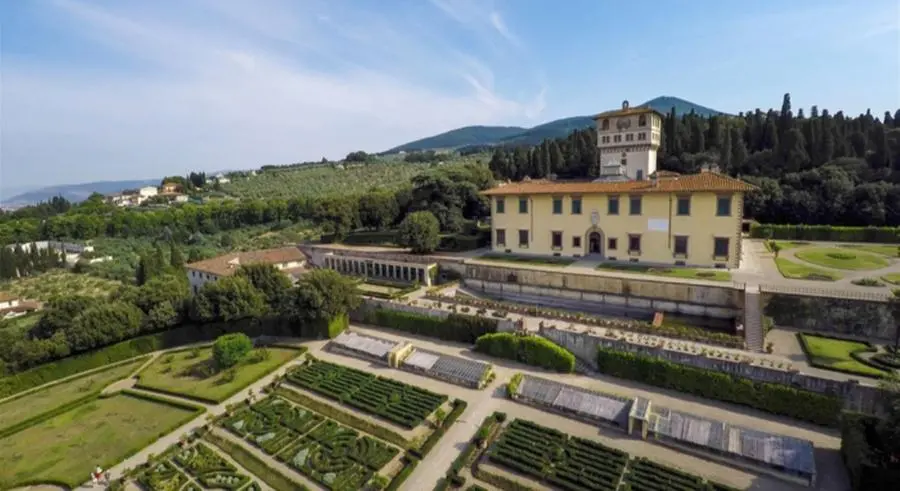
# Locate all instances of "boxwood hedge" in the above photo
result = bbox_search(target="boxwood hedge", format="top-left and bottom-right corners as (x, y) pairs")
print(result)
(595, 347), (843, 426)
(359, 308), (497, 344)
(474, 333), (575, 373)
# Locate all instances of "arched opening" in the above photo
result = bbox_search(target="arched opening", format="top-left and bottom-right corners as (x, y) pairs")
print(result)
(588, 231), (603, 255)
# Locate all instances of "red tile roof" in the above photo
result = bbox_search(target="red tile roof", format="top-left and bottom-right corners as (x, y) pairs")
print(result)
(186, 246), (307, 277)
(593, 106), (664, 120)
(481, 172), (756, 196)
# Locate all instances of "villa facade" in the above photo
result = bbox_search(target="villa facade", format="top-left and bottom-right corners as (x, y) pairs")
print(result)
(482, 169), (754, 268)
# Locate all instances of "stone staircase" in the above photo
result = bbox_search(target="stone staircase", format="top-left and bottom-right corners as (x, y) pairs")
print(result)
(743, 284), (764, 352)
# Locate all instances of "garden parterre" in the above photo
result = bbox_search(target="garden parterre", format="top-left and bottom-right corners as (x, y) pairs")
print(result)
(135, 442), (259, 491)
(285, 358), (447, 428)
(489, 418), (628, 491)
(486, 418), (742, 491)
(219, 395), (400, 491)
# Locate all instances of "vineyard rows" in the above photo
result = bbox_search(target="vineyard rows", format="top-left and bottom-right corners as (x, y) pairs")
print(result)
(286, 359), (447, 428)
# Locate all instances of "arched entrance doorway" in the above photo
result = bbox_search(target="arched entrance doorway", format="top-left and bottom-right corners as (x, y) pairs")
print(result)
(588, 231), (603, 255)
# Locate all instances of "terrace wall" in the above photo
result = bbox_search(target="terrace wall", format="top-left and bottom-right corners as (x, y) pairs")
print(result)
(762, 293), (897, 341)
(352, 298), (518, 332)
(463, 278), (740, 319)
(539, 326), (884, 415)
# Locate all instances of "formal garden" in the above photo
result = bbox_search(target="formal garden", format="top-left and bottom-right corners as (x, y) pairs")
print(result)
(285, 358), (448, 429)
(766, 239), (900, 283)
(476, 252), (576, 267)
(797, 333), (897, 378)
(135, 339), (305, 403)
(467, 416), (739, 491)
(0, 391), (203, 489)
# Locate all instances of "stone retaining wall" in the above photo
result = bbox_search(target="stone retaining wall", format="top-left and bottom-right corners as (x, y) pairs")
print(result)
(465, 279), (740, 319)
(762, 293), (897, 341)
(540, 326), (883, 415)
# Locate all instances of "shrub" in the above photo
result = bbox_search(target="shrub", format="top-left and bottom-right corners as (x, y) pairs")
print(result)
(750, 223), (900, 243)
(359, 308), (497, 344)
(852, 278), (882, 287)
(507, 373), (523, 397)
(213, 333), (253, 368)
(474, 333), (575, 373)
(595, 347), (842, 426)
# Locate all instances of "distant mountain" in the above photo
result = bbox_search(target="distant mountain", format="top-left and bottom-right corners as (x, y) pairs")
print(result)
(384, 96), (727, 153)
(642, 96), (725, 118)
(385, 125), (526, 153)
(1, 179), (160, 207)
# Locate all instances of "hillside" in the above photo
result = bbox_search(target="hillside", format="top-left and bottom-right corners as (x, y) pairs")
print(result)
(385, 125), (526, 153)
(1, 179), (160, 207)
(384, 96), (726, 152)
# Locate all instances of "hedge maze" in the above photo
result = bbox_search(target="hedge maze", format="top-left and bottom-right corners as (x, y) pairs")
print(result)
(487, 418), (737, 491)
(620, 458), (706, 491)
(135, 443), (258, 491)
(219, 394), (401, 491)
(489, 419), (627, 491)
(286, 359), (447, 428)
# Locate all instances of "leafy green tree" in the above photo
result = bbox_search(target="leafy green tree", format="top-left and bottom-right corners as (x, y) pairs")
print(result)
(212, 333), (253, 368)
(285, 269), (360, 325)
(236, 263), (293, 309)
(65, 301), (144, 352)
(190, 276), (267, 323)
(358, 191), (399, 230)
(169, 243), (185, 269)
(135, 274), (190, 317)
(398, 211), (440, 254)
(31, 295), (99, 339)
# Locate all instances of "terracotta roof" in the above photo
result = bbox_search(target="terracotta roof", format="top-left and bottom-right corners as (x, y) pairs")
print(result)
(481, 172), (756, 196)
(593, 106), (664, 119)
(186, 246), (307, 277)
(0, 299), (40, 314)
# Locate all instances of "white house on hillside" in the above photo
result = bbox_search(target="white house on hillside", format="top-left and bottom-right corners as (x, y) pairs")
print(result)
(185, 246), (308, 294)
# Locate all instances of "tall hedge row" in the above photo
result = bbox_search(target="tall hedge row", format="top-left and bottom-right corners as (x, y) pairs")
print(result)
(595, 347), (843, 426)
(750, 223), (900, 243)
(359, 308), (497, 344)
(474, 333), (575, 373)
(0, 317), (331, 399)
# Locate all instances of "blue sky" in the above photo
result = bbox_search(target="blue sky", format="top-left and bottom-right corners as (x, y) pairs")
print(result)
(1, 0), (898, 195)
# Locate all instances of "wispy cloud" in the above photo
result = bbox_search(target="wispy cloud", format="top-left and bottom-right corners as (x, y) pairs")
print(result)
(489, 11), (520, 46)
(2, 0), (546, 189)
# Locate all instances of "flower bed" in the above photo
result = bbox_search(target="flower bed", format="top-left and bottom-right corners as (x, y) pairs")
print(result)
(425, 294), (743, 349)
(285, 359), (447, 429)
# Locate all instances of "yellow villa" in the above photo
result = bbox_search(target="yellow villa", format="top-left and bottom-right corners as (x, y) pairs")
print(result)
(482, 170), (755, 268)
(482, 100), (755, 268)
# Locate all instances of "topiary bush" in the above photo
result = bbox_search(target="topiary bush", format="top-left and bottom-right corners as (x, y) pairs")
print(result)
(213, 333), (253, 369)
(474, 333), (575, 372)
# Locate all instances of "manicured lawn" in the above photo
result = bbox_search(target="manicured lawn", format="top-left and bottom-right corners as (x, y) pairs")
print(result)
(774, 258), (842, 281)
(794, 247), (889, 271)
(882, 273), (900, 284)
(596, 263), (732, 281)
(477, 253), (575, 267)
(841, 244), (900, 257)
(0, 358), (145, 433)
(798, 333), (886, 377)
(135, 347), (301, 403)
(358, 282), (404, 295)
(0, 393), (200, 489)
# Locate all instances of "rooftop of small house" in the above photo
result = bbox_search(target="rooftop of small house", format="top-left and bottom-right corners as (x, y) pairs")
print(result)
(481, 169), (756, 196)
(185, 246), (307, 277)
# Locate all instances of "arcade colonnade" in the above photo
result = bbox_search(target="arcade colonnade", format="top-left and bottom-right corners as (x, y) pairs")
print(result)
(323, 254), (438, 286)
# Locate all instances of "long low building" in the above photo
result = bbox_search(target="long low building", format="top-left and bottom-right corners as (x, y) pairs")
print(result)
(513, 375), (633, 428)
(185, 246), (308, 294)
(650, 407), (816, 487)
